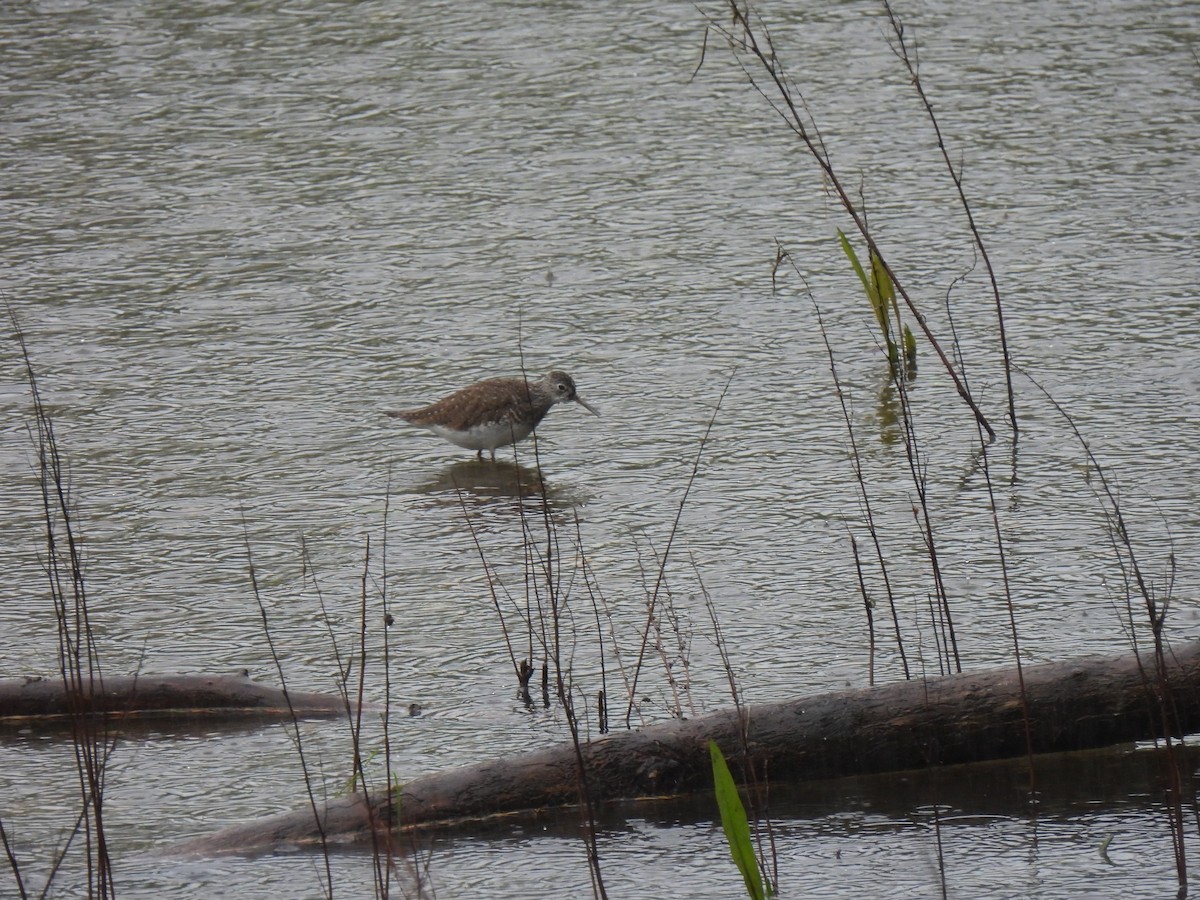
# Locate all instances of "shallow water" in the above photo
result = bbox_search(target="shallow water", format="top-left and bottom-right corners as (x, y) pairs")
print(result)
(2, 0), (1199, 896)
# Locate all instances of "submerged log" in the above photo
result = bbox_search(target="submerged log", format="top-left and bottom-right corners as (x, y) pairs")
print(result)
(172, 641), (1200, 856)
(0, 674), (352, 727)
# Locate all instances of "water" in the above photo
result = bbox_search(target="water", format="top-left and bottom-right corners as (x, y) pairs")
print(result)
(2, 0), (1199, 896)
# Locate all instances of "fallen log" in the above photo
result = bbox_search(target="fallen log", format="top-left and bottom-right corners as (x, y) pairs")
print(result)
(171, 640), (1200, 856)
(0, 674), (353, 728)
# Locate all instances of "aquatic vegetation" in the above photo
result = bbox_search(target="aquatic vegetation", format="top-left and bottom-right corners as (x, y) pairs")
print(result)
(709, 740), (771, 900)
(838, 228), (917, 380)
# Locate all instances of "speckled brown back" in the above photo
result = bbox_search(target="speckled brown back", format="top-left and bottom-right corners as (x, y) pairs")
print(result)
(397, 376), (551, 432)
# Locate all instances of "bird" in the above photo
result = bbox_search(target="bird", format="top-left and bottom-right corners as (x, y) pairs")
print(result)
(386, 370), (599, 460)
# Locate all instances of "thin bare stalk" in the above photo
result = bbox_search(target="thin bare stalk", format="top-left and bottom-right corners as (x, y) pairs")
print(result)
(243, 529), (333, 899)
(461, 341), (607, 896)
(456, 487), (526, 685)
(376, 481), (401, 897)
(773, 249), (910, 678)
(1023, 368), (1187, 890)
(707, 3), (996, 438)
(885, 345), (960, 673)
(722, 2), (979, 671)
(0, 818), (26, 900)
(574, 517), (612, 733)
(974, 433), (1037, 792)
(931, 798), (948, 900)
(882, 0), (1017, 433)
(624, 371), (736, 727)
(521, 428), (609, 899)
(698, 552), (778, 892)
(353, 535), (392, 898)
(849, 535), (876, 686)
(12, 307), (116, 899)
(39, 806), (91, 899)
(942, 265), (1038, 803)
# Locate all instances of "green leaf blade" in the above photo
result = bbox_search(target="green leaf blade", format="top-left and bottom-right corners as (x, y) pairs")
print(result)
(837, 230), (873, 298)
(709, 740), (768, 900)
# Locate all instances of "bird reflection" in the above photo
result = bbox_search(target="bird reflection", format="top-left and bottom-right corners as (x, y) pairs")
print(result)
(415, 457), (548, 498)
(405, 457), (591, 529)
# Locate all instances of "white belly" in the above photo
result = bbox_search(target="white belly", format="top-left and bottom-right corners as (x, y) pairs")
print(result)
(428, 420), (534, 451)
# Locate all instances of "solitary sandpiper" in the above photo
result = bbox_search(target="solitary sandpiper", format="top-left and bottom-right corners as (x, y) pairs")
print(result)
(386, 370), (599, 460)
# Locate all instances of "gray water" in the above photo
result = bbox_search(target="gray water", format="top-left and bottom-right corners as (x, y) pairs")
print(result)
(2, 0), (1199, 896)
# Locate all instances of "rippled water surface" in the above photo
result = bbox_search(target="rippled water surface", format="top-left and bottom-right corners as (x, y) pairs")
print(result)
(2, 0), (1199, 896)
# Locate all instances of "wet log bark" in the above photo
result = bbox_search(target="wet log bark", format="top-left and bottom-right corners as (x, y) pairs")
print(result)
(0, 674), (351, 727)
(172, 641), (1200, 856)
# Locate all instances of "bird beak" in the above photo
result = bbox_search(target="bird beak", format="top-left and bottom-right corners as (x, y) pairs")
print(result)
(575, 396), (600, 416)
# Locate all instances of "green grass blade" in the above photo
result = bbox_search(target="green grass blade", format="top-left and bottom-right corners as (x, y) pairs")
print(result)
(837, 228), (872, 297)
(839, 230), (889, 333)
(903, 324), (917, 367)
(869, 247), (896, 341)
(709, 740), (768, 900)
(871, 248), (895, 306)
